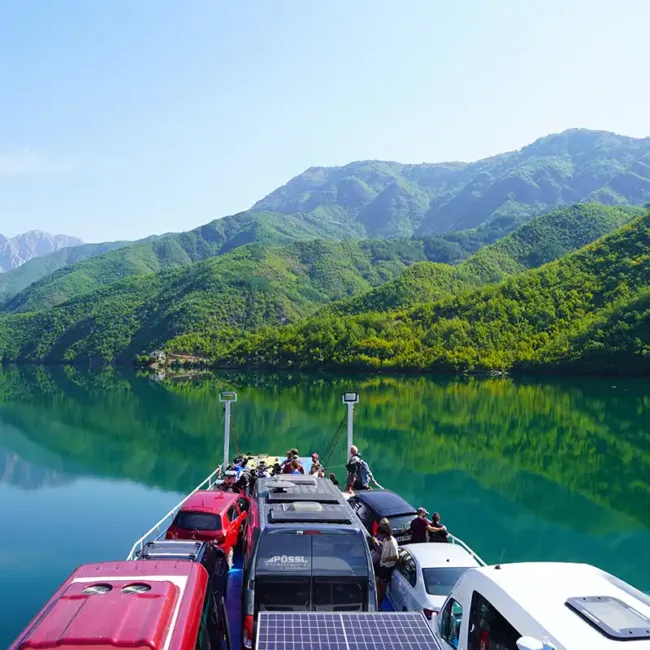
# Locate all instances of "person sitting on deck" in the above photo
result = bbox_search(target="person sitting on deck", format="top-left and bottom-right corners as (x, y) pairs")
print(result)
(410, 507), (444, 543)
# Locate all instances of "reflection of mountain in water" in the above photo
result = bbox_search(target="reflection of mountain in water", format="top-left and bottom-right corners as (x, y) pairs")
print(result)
(0, 365), (650, 589)
(0, 448), (74, 490)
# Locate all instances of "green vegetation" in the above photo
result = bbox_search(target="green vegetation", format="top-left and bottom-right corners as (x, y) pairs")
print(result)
(213, 212), (650, 374)
(254, 129), (650, 236)
(323, 204), (641, 317)
(0, 240), (131, 304)
(0, 238), (436, 363)
(0, 210), (362, 313)
(0, 203), (644, 373)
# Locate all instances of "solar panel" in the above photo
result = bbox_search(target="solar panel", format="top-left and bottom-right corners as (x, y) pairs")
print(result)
(256, 612), (437, 650)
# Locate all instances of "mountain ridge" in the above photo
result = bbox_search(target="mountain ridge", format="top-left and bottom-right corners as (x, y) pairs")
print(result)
(0, 231), (83, 273)
(253, 128), (650, 236)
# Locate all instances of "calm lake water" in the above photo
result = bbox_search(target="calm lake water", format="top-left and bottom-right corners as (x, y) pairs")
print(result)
(1, 367), (650, 646)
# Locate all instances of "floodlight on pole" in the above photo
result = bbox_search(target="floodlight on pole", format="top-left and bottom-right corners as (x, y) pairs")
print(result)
(342, 392), (359, 462)
(219, 391), (237, 469)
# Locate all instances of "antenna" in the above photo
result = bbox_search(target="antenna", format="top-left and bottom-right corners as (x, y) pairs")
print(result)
(495, 548), (506, 569)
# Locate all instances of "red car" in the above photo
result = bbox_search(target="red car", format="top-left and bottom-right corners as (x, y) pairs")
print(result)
(166, 490), (249, 567)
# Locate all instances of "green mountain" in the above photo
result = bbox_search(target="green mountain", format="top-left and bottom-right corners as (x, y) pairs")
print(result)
(213, 211), (650, 374)
(0, 240), (132, 305)
(0, 203), (639, 367)
(0, 210), (360, 314)
(326, 204), (642, 317)
(5, 129), (648, 314)
(253, 129), (650, 236)
(0, 238), (435, 364)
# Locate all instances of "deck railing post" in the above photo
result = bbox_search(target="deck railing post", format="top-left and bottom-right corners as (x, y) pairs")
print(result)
(219, 391), (237, 470)
(342, 392), (359, 463)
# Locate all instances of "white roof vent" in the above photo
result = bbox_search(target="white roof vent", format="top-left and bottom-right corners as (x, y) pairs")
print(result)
(292, 501), (323, 512)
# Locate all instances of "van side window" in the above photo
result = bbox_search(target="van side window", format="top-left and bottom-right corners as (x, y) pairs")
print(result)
(467, 591), (521, 650)
(439, 598), (463, 649)
(227, 505), (238, 522)
(237, 497), (249, 512)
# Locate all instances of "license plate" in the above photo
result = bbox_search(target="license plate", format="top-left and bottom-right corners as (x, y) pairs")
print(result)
(396, 535), (410, 542)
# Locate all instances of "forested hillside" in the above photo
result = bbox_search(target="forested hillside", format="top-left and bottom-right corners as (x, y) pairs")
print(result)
(213, 213), (650, 374)
(0, 203), (643, 369)
(0, 238), (435, 363)
(5, 129), (649, 315)
(0, 240), (131, 304)
(324, 204), (641, 317)
(254, 129), (650, 236)
(0, 210), (359, 313)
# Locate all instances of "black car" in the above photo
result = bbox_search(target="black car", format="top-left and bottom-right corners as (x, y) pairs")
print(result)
(348, 489), (417, 543)
(136, 539), (230, 647)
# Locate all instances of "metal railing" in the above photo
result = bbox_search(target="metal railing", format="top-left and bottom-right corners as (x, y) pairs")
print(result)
(448, 533), (486, 566)
(126, 467), (222, 560)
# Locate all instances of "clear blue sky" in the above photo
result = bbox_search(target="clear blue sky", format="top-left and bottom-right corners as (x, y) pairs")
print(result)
(0, 0), (648, 242)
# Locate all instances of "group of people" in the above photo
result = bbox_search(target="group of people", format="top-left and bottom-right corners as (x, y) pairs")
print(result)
(369, 507), (448, 604)
(279, 449), (327, 478)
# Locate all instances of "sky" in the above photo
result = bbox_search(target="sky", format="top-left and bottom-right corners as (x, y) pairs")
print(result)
(0, 0), (648, 242)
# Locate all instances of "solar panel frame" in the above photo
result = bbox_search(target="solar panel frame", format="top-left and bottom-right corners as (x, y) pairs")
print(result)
(256, 612), (438, 650)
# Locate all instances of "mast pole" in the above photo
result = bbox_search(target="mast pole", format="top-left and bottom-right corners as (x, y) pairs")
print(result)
(219, 391), (237, 470)
(342, 392), (359, 463)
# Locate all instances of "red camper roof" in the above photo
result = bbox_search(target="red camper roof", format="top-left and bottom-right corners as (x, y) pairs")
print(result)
(9, 561), (208, 650)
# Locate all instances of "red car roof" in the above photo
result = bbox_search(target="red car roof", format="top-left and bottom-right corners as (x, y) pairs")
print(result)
(10, 561), (207, 650)
(180, 489), (239, 514)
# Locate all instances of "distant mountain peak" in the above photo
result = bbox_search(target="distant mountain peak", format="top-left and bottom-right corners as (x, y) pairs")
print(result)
(253, 128), (650, 236)
(0, 230), (83, 273)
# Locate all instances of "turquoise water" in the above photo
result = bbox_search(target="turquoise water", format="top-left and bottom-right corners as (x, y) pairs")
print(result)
(1, 367), (650, 646)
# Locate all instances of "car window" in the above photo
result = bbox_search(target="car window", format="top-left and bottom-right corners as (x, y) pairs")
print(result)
(387, 513), (416, 532)
(396, 549), (417, 588)
(440, 598), (463, 649)
(227, 505), (238, 522)
(422, 567), (470, 596)
(353, 502), (373, 528)
(237, 497), (249, 512)
(174, 511), (221, 531)
(467, 591), (521, 650)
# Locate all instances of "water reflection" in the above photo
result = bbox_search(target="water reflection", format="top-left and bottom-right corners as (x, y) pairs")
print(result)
(0, 366), (649, 646)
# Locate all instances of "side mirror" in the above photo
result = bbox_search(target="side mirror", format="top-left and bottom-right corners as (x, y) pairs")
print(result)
(516, 638), (545, 650)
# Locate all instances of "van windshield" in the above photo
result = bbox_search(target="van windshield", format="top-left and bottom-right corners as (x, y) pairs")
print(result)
(255, 531), (369, 577)
(174, 511), (221, 531)
(254, 531), (369, 612)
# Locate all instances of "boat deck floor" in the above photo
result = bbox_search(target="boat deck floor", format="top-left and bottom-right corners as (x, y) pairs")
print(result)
(226, 554), (244, 650)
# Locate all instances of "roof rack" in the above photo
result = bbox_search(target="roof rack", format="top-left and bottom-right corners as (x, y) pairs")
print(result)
(269, 509), (352, 524)
(267, 492), (339, 503)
